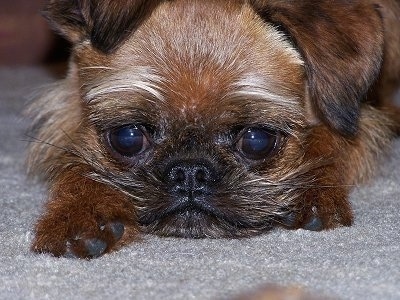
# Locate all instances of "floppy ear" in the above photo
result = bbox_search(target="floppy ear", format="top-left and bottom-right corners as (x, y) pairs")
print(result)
(250, 0), (384, 136)
(43, 0), (162, 53)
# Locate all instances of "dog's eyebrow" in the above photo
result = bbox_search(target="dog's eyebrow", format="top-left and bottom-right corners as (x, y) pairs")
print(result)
(227, 74), (301, 108)
(83, 67), (165, 103)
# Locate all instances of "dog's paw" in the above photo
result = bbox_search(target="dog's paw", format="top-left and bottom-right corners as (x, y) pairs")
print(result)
(281, 204), (351, 231)
(32, 219), (125, 259)
(31, 173), (139, 259)
(63, 221), (125, 258)
(280, 211), (322, 231)
(32, 216), (134, 259)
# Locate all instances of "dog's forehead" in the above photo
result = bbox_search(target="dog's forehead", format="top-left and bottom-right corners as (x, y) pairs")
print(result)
(79, 0), (304, 125)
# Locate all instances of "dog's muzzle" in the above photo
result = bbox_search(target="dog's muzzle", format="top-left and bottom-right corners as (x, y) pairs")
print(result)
(163, 159), (218, 215)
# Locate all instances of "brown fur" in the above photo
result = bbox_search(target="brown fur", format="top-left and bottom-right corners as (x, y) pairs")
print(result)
(32, 168), (138, 257)
(28, 0), (400, 258)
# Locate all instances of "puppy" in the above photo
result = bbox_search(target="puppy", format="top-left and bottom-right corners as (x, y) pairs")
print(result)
(28, 0), (400, 258)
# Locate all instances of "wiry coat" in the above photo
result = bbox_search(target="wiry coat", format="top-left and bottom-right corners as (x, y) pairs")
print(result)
(28, 0), (400, 258)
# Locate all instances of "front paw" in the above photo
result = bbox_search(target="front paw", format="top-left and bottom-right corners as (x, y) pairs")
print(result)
(64, 221), (125, 258)
(280, 208), (324, 231)
(32, 217), (130, 258)
(31, 171), (138, 258)
(281, 202), (353, 231)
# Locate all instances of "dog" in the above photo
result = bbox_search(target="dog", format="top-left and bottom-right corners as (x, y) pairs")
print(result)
(28, 0), (400, 258)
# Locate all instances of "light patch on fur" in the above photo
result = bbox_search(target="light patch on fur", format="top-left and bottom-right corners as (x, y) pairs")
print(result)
(229, 72), (301, 107)
(261, 23), (304, 67)
(26, 78), (82, 178)
(224, 8), (304, 115)
(84, 67), (165, 103)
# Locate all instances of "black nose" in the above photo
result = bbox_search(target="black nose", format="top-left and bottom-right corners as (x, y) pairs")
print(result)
(165, 160), (217, 200)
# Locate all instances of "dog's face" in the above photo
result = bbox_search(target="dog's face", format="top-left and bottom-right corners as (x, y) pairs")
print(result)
(37, 0), (387, 239)
(71, 1), (308, 237)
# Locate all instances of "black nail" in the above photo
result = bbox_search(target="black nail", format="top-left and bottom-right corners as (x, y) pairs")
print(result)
(84, 239), (107, 257)
(109, 222), (125, 241)
(304, 217), (323, 231)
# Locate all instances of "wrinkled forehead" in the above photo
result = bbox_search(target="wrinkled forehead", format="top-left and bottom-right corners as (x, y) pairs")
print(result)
(76, 0), (304, 123)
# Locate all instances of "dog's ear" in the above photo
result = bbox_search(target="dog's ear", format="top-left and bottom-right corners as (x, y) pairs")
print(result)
(250, 0), (384, 136)
(43, 0), (162, 53)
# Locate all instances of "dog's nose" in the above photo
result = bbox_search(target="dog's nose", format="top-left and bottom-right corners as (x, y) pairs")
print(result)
(165, 160), (217, 200)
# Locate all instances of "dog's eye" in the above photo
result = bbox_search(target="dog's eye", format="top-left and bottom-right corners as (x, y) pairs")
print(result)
(236, 128), (279, 160)
(108, 125), (150, 157)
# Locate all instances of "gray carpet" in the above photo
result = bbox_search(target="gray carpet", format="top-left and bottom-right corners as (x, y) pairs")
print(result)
(0, 67), (399, 300)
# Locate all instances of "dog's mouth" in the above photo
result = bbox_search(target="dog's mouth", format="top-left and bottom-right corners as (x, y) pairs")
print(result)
(158, 196), (223, 221)
(138, 196), (274, 238)
(139, 196), (221, 236)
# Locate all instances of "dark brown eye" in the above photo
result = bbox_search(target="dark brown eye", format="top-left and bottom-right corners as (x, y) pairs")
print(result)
(108, 125), (150, 157)
(236, 127), (279, 160)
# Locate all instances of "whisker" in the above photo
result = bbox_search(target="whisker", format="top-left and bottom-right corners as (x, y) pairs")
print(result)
(254, 182), (356, 189)
(80, 66), (117, 71)
(22, 134), (70, 153)
(23, 133), (97, 172)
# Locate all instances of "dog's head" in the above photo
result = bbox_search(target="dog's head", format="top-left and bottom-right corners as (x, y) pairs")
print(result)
(42, 0), (384, 237)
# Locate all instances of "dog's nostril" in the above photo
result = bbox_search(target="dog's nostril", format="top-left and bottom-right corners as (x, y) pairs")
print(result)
(195, 168), (207, 183)
(165, 160), (217, 194)
(175, 168), (186, 183)
(176, 187), (188, 196)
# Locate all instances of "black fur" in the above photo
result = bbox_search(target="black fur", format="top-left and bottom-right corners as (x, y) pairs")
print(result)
(44, 0), (164, 53)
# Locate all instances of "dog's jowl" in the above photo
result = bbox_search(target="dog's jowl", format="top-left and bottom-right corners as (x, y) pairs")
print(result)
(28, 0), (400, 258)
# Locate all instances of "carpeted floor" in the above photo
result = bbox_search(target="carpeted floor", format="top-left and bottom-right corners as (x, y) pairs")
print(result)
(0, 67), (399, 300)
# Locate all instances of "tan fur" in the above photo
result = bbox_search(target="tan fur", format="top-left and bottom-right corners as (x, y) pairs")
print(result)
(28, 0), (400, 258)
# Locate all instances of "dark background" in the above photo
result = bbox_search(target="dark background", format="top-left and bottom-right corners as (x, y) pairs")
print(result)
(0, 0), (69, 66)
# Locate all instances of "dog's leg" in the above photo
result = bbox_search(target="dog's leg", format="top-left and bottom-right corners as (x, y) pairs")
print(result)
(284, 106), (397, 230)
(31, 168), (138, 258)
(296, 130), (353, 231)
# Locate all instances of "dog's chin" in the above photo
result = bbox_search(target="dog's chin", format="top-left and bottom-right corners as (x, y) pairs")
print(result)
(139, 203), (274, 239)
